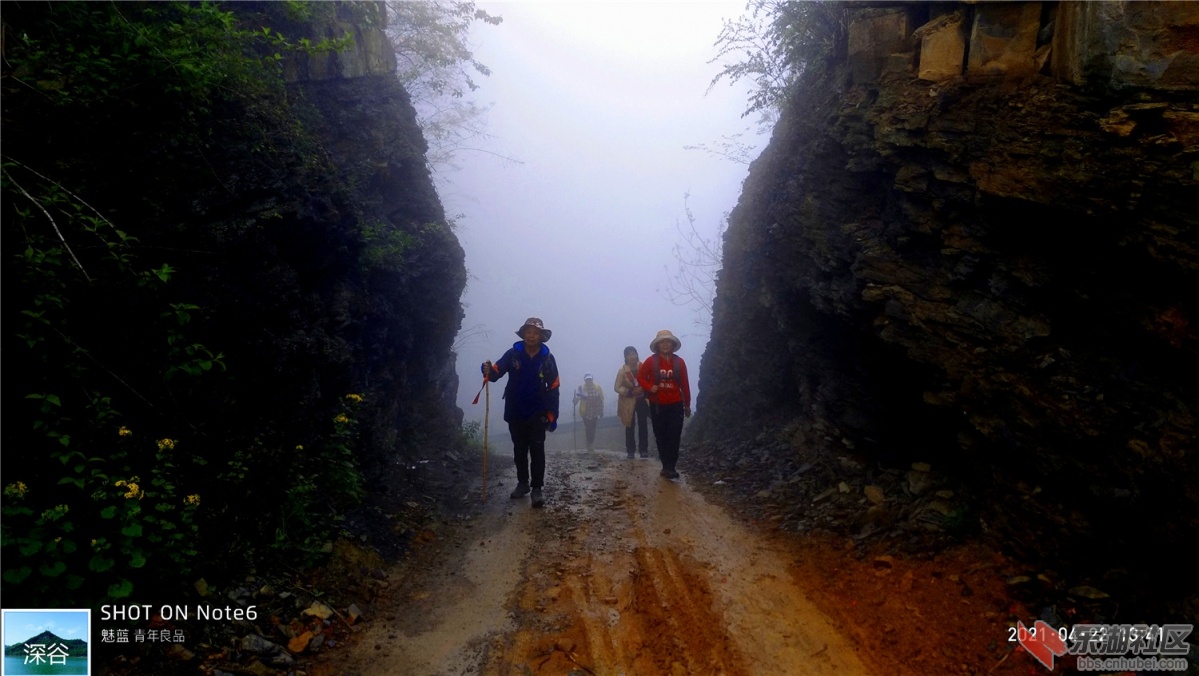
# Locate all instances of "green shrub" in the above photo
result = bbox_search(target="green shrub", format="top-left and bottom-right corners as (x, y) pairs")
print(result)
(1, 1), (363, 606)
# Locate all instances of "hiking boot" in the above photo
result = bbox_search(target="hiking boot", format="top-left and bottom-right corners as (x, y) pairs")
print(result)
(667, 469), (680, 479)
(530, 488), (544, 507)
(627, 452), (636, 459)
(639, 452), (649, 459)
(510, 482), (530, 499)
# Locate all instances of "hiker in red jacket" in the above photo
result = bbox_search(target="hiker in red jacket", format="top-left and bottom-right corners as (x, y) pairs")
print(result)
(637, 329), (691, 479)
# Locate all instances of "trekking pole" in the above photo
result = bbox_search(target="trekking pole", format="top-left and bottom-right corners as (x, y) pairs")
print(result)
(572, 402), (577, 451)
(472, 373), (489, 502)
(482, 377), (489, 502)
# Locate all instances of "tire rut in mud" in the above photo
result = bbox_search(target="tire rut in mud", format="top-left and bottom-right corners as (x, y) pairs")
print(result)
(319, 447), (866, 676)
(484, 450), (862, 675)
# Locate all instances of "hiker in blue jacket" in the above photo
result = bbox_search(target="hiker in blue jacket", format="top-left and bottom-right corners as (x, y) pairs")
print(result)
(482, 317), (561, 507)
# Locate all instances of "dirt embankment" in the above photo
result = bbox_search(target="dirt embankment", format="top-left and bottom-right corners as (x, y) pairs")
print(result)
(313, 440), (1054, 676)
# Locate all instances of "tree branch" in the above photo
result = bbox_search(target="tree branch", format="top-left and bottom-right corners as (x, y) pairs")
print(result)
(2, 166), (92, 282)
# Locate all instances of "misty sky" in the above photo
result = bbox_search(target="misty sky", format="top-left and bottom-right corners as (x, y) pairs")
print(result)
(437, 2), (765, 424)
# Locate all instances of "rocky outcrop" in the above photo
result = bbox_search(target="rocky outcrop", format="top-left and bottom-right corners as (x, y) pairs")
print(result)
(1053, 2), (1199, 91)
(290, 64), (467, 464)
(694, 1), (1196, 612)
(165, 2), (466, 473)
(281, 3), (398, 82)
(850, 1), (1199, 90)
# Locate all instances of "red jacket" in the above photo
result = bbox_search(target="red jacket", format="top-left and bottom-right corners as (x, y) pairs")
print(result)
(637, 354), (690, 408)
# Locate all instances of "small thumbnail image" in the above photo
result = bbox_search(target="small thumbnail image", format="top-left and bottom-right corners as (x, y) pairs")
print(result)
(2, 609), (90, 676)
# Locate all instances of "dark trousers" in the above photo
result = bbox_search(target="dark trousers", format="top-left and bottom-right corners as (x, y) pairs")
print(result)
(509, 416), (546, 488)
(625, 398), (649, 456)
(650, 402), (684, 471)
(583, 417), (598, 448)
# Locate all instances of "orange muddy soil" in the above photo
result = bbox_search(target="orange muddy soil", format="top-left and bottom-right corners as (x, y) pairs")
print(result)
(313, 447), (1044, 676)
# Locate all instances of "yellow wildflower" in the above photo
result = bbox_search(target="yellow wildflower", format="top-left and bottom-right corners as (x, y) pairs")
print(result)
(295, 445), (304, 451)
(118, 426), (132, 437)
(3, 482), (28, 499)
(345, 393), (364, 403)
(122, 483), (142, 500)
(115, 479), (126, 487)
(333, 413), (349, 424)
(157, 438), (176, 451)
(184, 494), (201, 506)
(91, 539), (98, 547)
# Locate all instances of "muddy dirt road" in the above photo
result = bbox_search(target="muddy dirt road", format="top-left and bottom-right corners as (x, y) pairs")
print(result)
(326, 445), (869, 675)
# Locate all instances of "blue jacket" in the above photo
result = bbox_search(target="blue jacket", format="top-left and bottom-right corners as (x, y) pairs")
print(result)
(487, 342), (561, 424)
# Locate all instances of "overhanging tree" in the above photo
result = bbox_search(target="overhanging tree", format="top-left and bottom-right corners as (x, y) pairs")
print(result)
(708, 0), (847, 120)
(385, 0), (516, 173)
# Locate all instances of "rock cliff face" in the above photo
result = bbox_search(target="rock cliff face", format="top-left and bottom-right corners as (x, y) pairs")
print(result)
(282, 9), (468, 464)
(1, 1), (466, 589)
(148, 4), (467, 474)
(694, 1), (1196, 609)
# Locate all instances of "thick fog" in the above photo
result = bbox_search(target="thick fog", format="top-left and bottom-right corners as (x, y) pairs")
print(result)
(441, 2), (764, 424)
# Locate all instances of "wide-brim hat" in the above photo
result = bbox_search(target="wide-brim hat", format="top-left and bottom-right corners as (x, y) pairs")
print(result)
(584, 373), (594, 380)
(515, 317), (551, 341)
(650, 329), (681, 352)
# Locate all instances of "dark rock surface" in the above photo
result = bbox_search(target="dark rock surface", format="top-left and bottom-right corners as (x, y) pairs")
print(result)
(691, 56), (1197, 622)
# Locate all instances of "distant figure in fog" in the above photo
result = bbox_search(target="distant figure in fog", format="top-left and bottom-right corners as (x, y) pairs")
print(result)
(638, 330), (690, 479)
(481, 317), (560, 508)
(573, 373), (604, 451)
(615, 346), (650, 459)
